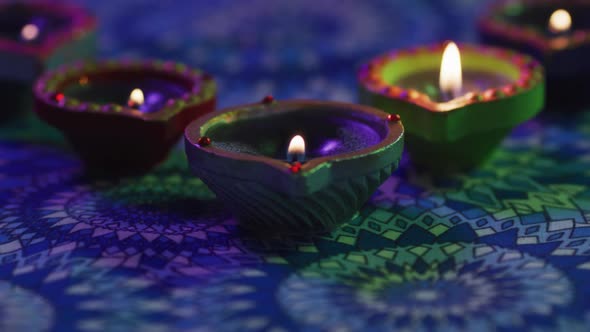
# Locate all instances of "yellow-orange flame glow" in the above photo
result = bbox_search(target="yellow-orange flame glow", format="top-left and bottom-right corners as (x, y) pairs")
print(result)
(439, 42), (462, 99)
(128, 88), (144, 107)
(549, 9), (572, 33)
(21, 24), (39, 41)
(288, 135), (305, 157)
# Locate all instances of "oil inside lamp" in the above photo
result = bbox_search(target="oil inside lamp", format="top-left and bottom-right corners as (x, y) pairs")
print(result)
(548, 9), (572, 34)
(127, 88), (145, 108)
(439, 41), (463, 101)
(20, 23), (39, 42)
(287, 134), (305, 163)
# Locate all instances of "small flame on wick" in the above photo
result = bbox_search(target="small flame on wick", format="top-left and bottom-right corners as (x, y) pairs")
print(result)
(549, 9), (572, 33)
(287, 135), (305, 163)
(128, 88), (144, 107)
(21, 24), (39, 41)
(439, 42), (462, 100)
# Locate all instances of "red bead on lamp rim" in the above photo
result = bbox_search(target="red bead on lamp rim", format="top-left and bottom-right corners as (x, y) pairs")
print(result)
(262, 95), (275, 104)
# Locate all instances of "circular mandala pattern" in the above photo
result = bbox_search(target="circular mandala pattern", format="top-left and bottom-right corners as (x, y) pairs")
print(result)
(278, 244), (573, 331)
(38, 173), (233, 243)
(0, 154), (265, 284)
(0, 281), (54, 332)
(63, 177), (220, 236)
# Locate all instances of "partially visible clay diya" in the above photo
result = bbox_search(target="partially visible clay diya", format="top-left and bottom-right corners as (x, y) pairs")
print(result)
(34, 59), (216, 175)
(0, 2), (96, 120)
(359, 41), (544, 173)
(185, 98), (404, 234)
(479, 0), (590, 108)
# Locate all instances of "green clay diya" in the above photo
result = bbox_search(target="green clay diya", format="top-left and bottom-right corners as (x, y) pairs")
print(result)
(478, 0), (590, 108)
(34, 59), (216, 175)
(184, 98), (404, 234)
(358, 42), (545, 173)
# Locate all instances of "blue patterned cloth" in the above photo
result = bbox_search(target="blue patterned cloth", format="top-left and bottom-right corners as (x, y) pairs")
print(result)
(1, 1), (590, 331)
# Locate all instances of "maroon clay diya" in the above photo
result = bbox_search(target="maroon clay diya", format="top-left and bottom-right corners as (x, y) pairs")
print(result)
(184, 98), (404, 234)
(359, 42), (545, 173)
(34, 59), (216, 174)
(479, 0), (590, 108)
(0, 1), (96, 119)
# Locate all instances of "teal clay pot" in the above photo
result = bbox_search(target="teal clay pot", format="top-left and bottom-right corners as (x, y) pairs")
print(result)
(185, 99), (404, 234)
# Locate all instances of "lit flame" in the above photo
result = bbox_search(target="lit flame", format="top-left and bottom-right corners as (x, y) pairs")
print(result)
(128, 88), (144, 107)
(439, 41), (462, 100)
(287, 135), (305, 162)
(549, 9), (572, 33)
(21, 24), (39, 41)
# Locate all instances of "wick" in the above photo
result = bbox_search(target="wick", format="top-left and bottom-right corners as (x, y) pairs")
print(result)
(286, 153), (305, 163)
(440, 90), (456, 102)
(440, 86), (464, 102)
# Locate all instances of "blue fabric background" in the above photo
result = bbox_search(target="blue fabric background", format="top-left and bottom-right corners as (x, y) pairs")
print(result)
(1, 1), (590, 331)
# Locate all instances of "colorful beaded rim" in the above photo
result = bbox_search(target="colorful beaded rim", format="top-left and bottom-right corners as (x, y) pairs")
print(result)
(34, 59), (216, 121)
(0, 1), (96, 57)
(358, 42), (543, 112)
(479, 0), (590, 53)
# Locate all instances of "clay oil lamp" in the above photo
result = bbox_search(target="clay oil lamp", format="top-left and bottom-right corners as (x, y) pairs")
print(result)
(33, 59), (216, 175)
(184, 98), (404, 234)
(479, 0), (590, 108)
(0, 1), (96, 119)
(358, 41), (544, 173)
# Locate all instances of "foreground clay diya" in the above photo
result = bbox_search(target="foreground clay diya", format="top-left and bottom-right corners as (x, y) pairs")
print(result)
(0, 1), (96, 119)
(185, 98), (404, 234)
(34, 59), (216, 174)
(359, 42), (545, 173)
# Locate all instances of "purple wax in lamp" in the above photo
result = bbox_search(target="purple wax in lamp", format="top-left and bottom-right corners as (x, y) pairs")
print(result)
(207, 109), (384, 161)
(62, 77), (189, 113)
